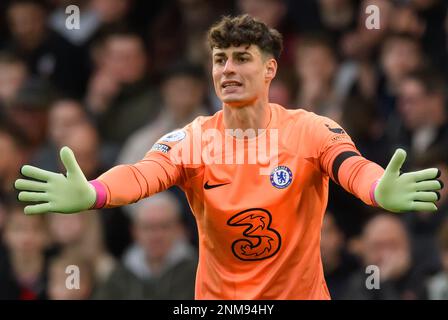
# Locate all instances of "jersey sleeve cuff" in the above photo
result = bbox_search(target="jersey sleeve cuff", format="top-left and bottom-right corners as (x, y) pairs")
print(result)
(370, 179), (380, 207)
(89, 179), (107, 209)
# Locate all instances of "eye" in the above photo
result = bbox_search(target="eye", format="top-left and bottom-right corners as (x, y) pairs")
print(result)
(214, 57), (225, 65)
(238, 56), (248, 63)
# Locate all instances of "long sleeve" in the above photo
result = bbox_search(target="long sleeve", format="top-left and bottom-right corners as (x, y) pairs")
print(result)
(314, 116), (384, 206)
(88, 128), (193, 208)
(89, 152), (184, 208)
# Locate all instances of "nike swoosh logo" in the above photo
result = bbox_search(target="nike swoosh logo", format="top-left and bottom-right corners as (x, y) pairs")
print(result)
(204, 181), (230, 190)
(325, 124), (345, 134)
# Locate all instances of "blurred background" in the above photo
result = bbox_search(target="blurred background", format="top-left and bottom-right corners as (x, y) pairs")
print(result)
(0, 0), (447, 300)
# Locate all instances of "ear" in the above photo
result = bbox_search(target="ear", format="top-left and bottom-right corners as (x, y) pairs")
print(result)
(265, 58), (277, 82)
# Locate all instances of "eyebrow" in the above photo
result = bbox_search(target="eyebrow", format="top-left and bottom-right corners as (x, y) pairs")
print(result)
(235, 52), (251, 57)
(213, 51), (253, 58)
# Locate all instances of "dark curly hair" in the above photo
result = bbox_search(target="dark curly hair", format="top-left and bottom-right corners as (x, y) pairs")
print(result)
(207, 14), (283, 60)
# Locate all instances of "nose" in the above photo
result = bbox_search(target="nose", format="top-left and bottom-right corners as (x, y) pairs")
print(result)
(223, 59), (236, 75)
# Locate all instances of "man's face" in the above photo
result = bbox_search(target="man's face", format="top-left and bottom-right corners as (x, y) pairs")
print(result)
(162, 75), (204, 116)
(134, 205), (181, 261)
(0, 62), (27, 103)
(4, 210), (48, 256)
(212, 45), (276, 107)
(296, 45), (336, 82)
(398, 79), (429, 130)
(104, 36), (147, 84)
(362, 216), (410, 280)
(381, 39), (421, 83)
(7, 3), (46, 46)
(49, 100), (87, 146)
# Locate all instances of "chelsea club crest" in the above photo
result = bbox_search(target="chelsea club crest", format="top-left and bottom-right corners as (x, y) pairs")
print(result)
(270, 166), (293, 189)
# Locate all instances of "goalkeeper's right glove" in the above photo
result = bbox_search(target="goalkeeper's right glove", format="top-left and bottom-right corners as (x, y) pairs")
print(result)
(14, 146), (97, 215)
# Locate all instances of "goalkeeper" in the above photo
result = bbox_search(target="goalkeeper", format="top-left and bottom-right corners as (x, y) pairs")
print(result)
(15, 15), (443, 299)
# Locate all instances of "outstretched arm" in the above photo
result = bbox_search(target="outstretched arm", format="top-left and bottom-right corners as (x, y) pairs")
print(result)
(89, 149), (183, 208)
(325, 146), (443, 212)
(316, 117), (443, 212)
(15, 145), (183, 214)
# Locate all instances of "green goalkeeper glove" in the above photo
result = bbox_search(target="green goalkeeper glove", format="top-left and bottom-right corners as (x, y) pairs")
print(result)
(14, 146), (96, 214)
(374, 148), (443, 213)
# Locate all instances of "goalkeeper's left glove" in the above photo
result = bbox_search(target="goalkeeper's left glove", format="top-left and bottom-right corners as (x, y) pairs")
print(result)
(374, 148), (443, 212)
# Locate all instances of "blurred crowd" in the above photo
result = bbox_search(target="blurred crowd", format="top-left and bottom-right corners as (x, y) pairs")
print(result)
(0, 0), (447, 300)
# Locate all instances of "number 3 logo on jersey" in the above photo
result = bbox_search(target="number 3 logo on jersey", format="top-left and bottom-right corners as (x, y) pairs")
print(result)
(227, 208), (281, 261)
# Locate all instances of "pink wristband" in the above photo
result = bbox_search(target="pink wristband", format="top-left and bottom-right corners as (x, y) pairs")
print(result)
(370, 179), (380, 207)
(89, 180), (107, 209)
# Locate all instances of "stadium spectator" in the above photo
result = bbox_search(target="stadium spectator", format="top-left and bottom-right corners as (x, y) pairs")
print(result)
(47, 99), (90, 147)
(321, 211), (360, 299)
(378, 33), (425, 118)
(317, 0), (358, 45)
(93, 192), (197, 299)
(294, 34), (340, 120)
(47, 252), (95, 300)
(31, 98), (90, 172)
(391, 69), (448, 168)
(62, 123), (101, 180)
(0, 205), (50, 299)
(86, 28), (161, 147)
(0, 52), (28, 108)
(117, 62), (208, 164)
(0, 123), (29, 205)
(4, 0), (89, 97)
(389, 3), (425, 38)
(6, 79), (55, 150)
(340, 0), (394, 61)
(47, 211), (115, 284)
(344, 214), (427, 299)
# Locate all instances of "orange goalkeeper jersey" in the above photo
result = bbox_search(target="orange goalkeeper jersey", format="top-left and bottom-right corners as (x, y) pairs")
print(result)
(90, 103), (384, 299)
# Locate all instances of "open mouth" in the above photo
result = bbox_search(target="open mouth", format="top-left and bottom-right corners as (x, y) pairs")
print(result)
(221, 80), (243, 89)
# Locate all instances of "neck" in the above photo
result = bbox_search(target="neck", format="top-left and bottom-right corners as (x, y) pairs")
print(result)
(147, 256), (164, 276)
(223, 98), (271, 133)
